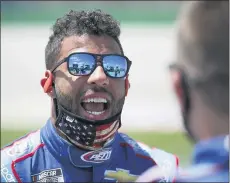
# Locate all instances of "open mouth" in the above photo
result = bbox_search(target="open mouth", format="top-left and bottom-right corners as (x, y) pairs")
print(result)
(80, 95), (111, 120)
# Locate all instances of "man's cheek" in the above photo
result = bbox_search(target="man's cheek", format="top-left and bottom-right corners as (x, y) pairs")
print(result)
(112, 80), (126, 97)
(56, 76), (72, 91)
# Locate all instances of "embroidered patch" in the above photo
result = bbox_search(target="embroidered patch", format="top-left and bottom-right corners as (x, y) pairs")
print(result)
(81, 148), (112, 163)
(31, 168), (64, 182)
(104, 168), (138, 182)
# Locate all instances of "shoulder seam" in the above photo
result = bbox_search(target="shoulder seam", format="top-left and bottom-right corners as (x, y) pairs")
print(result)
(11, 143), (45, 183)
(1, 130), (40, 151)
(1, 130), (41, 165)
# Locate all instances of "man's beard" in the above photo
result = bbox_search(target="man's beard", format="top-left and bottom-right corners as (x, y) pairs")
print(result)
(53, 83), (125, 150)
(54, 83), (126, 119)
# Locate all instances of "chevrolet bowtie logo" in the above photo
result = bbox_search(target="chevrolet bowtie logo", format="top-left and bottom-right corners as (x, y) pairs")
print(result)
(104, 168), (138, 182)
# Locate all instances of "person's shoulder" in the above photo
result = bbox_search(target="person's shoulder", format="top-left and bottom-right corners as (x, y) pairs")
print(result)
(1, 129), (43, 161)
(118, 133), (151, 157)
(119, 133), (179, 164)
(1, 130), (43, 182)
(118, 133), (179, 182)
(175, 163), (229, 182)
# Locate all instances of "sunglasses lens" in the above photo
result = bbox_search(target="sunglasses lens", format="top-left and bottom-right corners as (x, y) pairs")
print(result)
(103, 55), (128, 78)
(68, 53), (95, 75)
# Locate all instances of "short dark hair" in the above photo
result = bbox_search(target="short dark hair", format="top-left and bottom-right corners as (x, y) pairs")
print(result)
(177, 1), (229, 115)
(45, 9), (123, 70)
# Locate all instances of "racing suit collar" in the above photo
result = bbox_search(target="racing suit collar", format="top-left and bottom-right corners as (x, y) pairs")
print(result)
(41, 119), (118, 168)
(192, 135), (229, 166)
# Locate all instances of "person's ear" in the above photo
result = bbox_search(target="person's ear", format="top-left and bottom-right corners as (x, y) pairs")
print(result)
(40, 70), (54, 98)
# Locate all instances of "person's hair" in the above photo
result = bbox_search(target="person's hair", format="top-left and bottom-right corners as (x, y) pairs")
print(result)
(177, 1), (229, 115)
(45, 9), (124, 70)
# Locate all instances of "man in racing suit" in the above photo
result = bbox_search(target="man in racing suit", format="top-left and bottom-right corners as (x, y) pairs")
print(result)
(137, 1), (229, 182)
(1, 9), (179, 182)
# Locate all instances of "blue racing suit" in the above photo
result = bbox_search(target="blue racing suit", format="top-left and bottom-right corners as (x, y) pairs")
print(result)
(137, 135), (229, 182)
(175, 135), (229, 182)
(1, 119), (179, 182)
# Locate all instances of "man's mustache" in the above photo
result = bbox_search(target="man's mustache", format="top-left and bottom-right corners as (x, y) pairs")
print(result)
(85, 86), (110, 93)
(81, 85), (112, 96)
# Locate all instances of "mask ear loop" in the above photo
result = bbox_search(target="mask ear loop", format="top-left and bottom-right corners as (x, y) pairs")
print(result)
(169, 63), (196, 142)
(52, 84), (59, 119)
(125, 75), (130, 96)
(180, 70), (197, 142)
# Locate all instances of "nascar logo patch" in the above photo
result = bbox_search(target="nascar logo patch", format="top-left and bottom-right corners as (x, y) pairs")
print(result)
(31, 168), (64, 182)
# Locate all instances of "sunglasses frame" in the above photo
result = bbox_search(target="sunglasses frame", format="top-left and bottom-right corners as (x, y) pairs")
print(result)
(51, 52), (132, 78)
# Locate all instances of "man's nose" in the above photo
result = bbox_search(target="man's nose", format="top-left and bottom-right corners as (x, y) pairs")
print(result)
(87, 66), (109, 86)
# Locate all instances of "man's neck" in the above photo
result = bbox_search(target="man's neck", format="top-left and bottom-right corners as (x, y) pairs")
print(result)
(194, 115), (229, 141)
(191, 99), (229, 141)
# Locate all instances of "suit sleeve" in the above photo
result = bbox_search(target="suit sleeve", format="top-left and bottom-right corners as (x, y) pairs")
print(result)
(1, 149), (17, 182)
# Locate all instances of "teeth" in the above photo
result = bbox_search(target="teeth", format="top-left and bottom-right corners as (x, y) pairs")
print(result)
(86, 110), (105, 115)
(83, 98), (107, 103)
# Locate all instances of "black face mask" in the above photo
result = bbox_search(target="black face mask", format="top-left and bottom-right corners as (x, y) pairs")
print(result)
(52, 84), (122, 150)
(169, 64), (197, 143)
(180, 72), (197, 142)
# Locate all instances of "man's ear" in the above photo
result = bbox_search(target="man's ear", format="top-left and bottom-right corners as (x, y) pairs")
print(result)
(40, 70), (54, 98)
(125, 74), (130, 96)
(170, 70), (184, 111)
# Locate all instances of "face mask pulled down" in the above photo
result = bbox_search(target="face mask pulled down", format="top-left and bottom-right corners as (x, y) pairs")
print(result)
(54, 99), (121, 151)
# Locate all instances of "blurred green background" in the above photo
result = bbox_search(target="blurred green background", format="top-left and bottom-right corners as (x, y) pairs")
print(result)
(1, 1), (193, 167)
(1, 1), (181, 24)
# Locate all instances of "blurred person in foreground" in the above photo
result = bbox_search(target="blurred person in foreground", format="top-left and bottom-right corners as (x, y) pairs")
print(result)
(136, 1), (229, 182)
(1, 10), (179, 182)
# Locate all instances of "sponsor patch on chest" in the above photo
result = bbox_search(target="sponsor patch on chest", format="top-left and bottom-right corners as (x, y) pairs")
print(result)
(31, 168), (64, 182)
(81, 148), (112, 163)
(104, 168), (139, 182)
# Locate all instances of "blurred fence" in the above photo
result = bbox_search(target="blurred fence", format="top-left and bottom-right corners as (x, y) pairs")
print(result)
(1, 2), (184, 132)
(1, 1), (182, 24)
